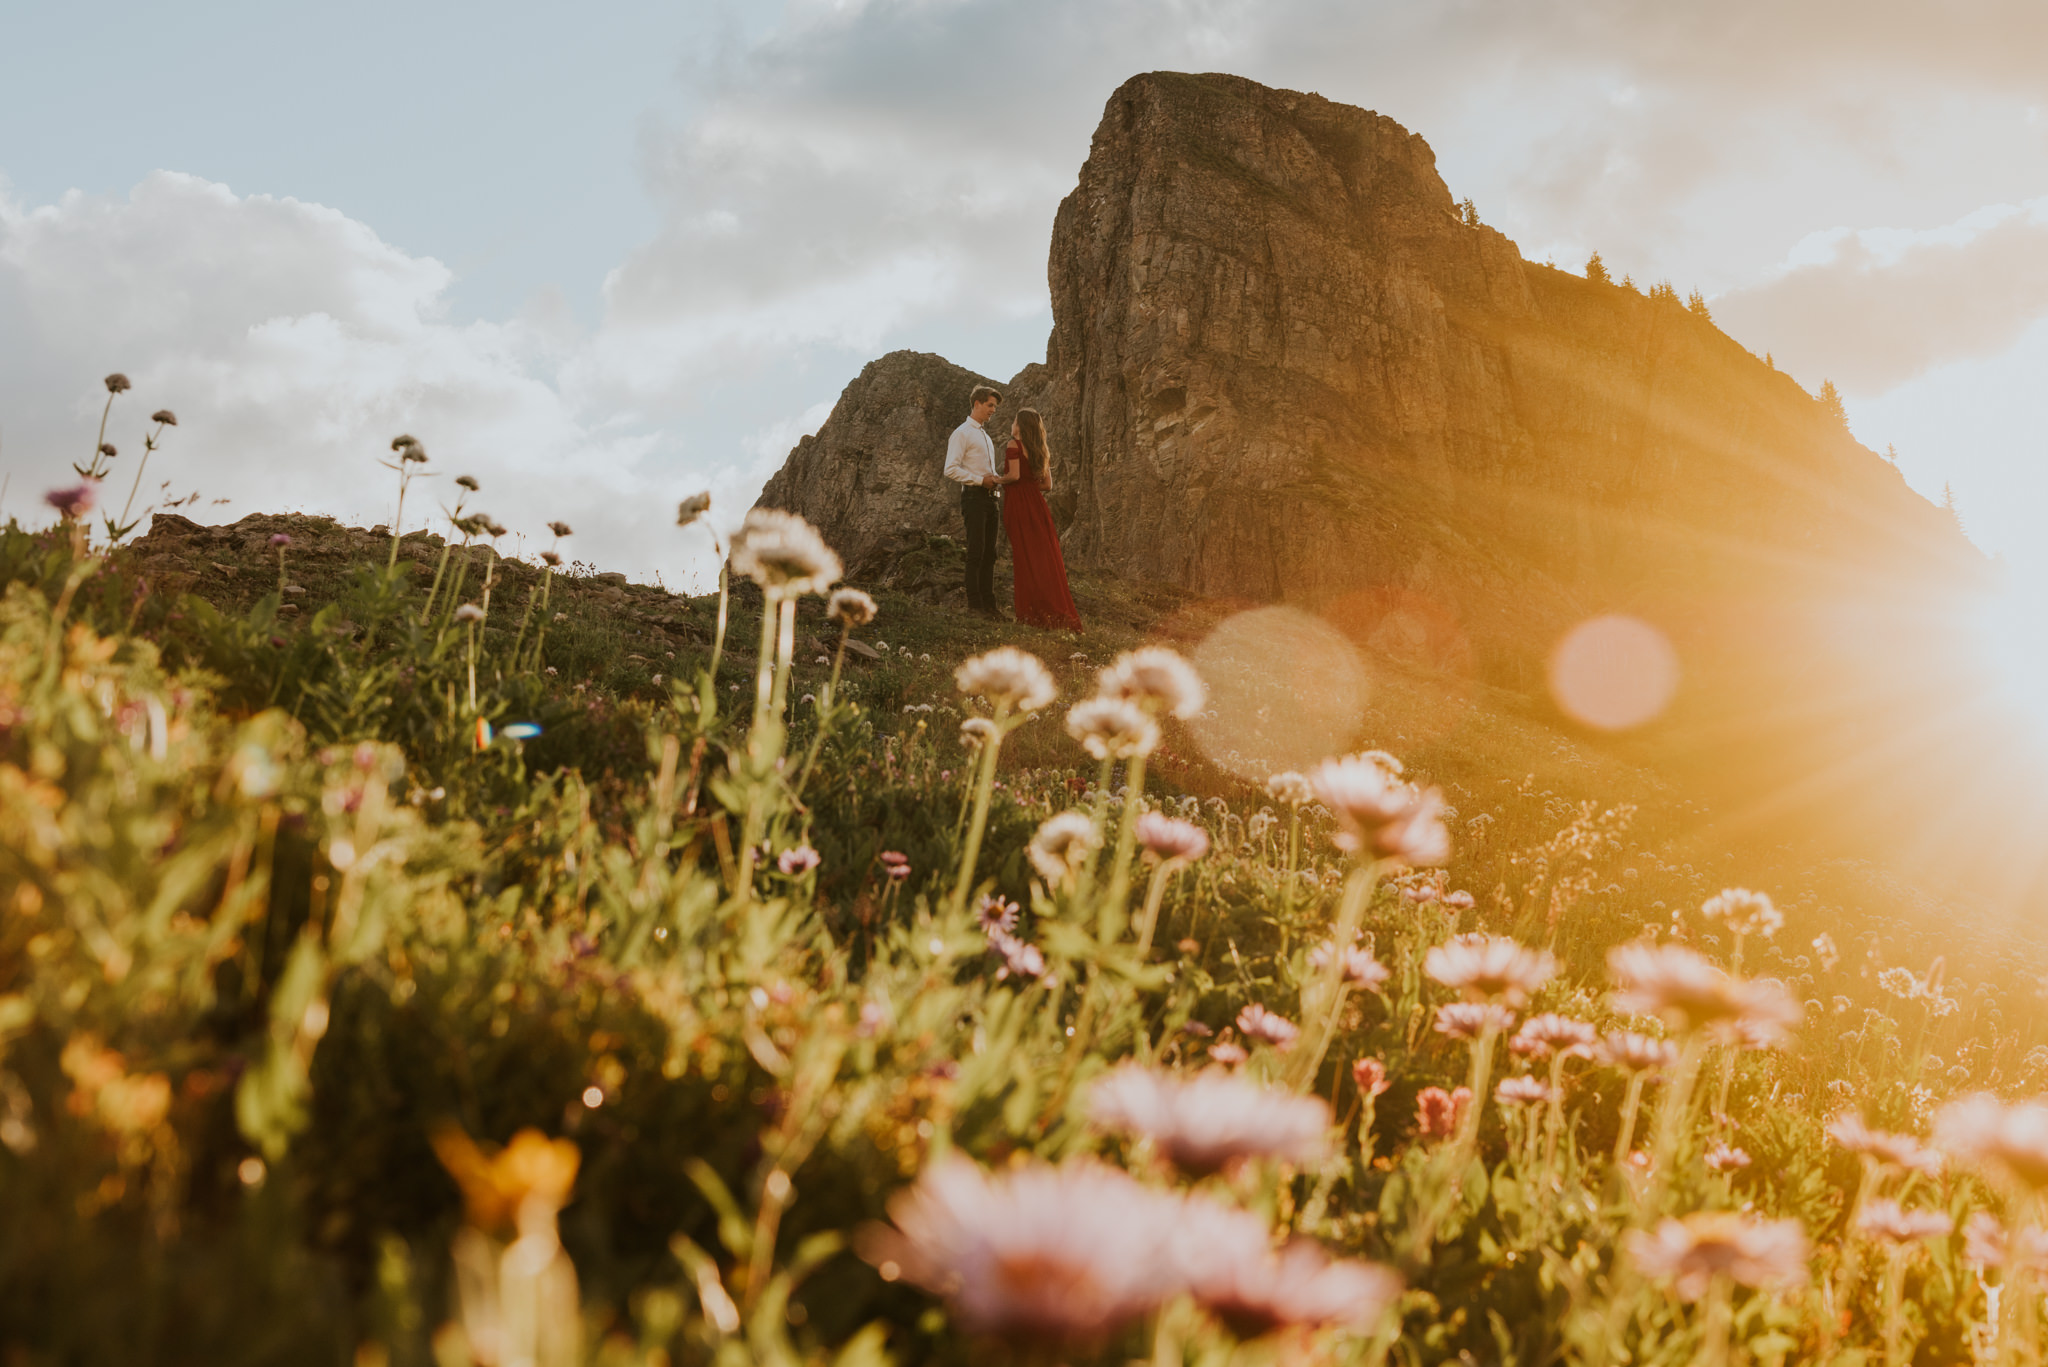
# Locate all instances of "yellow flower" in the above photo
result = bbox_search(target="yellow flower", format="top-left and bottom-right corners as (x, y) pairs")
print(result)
(431, 1126), (581, 1238)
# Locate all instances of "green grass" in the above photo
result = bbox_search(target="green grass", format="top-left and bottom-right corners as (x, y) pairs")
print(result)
(0, 504), (2038, 1367)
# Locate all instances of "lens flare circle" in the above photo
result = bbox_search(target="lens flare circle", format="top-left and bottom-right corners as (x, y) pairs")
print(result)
(1548, 615), (1679, 731)
(1188, 607), (1369, 777)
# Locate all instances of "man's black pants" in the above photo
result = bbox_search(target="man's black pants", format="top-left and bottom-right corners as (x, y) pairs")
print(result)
(960, 485), (1000, 611)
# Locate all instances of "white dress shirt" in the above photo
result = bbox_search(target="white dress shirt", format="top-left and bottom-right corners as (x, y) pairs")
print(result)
(944, 417), (998, 487)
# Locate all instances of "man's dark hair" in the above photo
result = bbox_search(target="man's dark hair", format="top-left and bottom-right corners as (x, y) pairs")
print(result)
(969, 384), (1002, 407)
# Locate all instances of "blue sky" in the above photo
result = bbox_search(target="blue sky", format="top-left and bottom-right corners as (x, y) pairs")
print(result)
(1, 2), (724, 325)
(5, 0), (2047, 592)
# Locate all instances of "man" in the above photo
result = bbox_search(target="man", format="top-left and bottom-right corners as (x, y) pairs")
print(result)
(944, 383), (1004, 617)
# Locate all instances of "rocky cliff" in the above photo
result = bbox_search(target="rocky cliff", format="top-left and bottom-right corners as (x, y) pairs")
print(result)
(759, 72), (1973, 695)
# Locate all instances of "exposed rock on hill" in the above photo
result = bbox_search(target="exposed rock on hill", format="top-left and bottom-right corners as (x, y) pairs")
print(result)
(759, 71), (1972, 696)
(756, 351), (1006, 581)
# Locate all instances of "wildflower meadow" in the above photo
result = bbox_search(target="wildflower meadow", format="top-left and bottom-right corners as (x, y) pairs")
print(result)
(9, 382), (2048, 1366)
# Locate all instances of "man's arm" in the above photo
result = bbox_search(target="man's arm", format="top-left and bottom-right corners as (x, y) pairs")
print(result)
(942, 426), (974, 485)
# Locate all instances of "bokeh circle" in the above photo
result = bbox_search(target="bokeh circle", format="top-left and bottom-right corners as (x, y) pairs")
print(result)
(1188, 607), (1370, 778)
(1547, 615), (1680, 731)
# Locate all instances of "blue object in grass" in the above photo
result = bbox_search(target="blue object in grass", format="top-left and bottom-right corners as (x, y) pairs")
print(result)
(500, 722), (543, 740)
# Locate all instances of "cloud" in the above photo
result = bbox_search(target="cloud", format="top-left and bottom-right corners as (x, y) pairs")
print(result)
(9, 0), (2048, 584)
(619, 0), (2048, 351)
(1712, 199), (2048, 393)
(0, 172), (733, 584)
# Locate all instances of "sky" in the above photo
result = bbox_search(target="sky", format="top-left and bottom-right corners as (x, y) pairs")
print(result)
(4, 0), (2047, 592)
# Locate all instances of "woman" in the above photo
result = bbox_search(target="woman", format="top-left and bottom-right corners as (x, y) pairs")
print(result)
(1001, 408), (1083, 632)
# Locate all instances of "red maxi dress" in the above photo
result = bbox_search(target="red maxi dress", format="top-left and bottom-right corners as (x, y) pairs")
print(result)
(1002, 439), (1083, 631)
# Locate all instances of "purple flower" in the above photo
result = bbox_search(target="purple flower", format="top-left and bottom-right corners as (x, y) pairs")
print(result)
(1494, 1075), (1553, 1105)
(270, 533), (292, 548)
(1434, 1002), (1517, 1041)
(1235, 1003), (1299, 1051)
(856, 1157), (1187, 1346)
(1627, 1213), (1809, 1300)
(1307, 752), (1450, 865)
(1089, 1064), (1332, 1174)
(777, 845), (820, 876)
(987, 929), (1045, 981)
(45, 482), (98, 518)
(1136, 812), (1210, 864)
(1177, 1199), (1402, 1339)
(1513, 1013), (1599, 1059)
(1309, 941), (1390, 990)
(976, 894), (1020, 935)
(1426, 934), (1555, 1005)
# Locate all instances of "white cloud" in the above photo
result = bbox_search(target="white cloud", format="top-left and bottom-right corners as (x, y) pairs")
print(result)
(1714, 198), (2048, 394)
(0, 172), (734, 585)
(10, 0), (2048, 584)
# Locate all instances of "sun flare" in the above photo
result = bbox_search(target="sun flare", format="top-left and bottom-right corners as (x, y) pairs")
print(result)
(1968, 569), (2048, 735)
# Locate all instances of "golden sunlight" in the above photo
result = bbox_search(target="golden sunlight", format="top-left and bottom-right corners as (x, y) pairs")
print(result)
(1968, 569), (2048, 733)
(1189, 606), (1370, 777)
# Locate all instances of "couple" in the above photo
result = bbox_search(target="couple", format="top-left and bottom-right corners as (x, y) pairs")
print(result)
(945, 384), (1083, 632)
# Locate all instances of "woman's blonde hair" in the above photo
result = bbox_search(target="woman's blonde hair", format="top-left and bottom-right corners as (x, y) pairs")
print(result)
(1017, 408), (1051, 487)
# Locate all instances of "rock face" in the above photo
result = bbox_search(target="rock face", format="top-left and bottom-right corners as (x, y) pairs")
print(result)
(758, 71), (1972, 687)
(756, 351), (1008, 579)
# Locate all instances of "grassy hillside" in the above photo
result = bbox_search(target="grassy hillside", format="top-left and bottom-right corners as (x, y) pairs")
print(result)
(0, 502), (2040, 1366)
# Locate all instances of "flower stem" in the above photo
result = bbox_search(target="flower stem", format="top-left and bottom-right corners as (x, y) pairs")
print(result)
(386, 471), (409, 572)
(733, 590), (785, 909)
(526, 569), (554, 671)
(90, 391), (115, 477)
(1287, 861), (1375, 1092)
(1881, 1245), (1907, 1367)
(948, 705), (1011, 917)
(116, 425), (161, 532)
(791, 625), (849, 800)
(769, 596), (797, 721)
(1822, 1158), (1873, 1361)
(750, 590), (778, 736)
(1700, 1273), (1732, 1367)
(509, 577), (539, 668)
(1643, 1036), (1707, 1217)
(1099, 754), (1148, 938)
(708, 552), (730, 683)
(420, 541), (454, 625)
(1283, 808), (1301, 914)
(1403, 1024), (1500, 1267)
(1612, 1071), (1648, 1168)
(1070, 755), (1116, 920)
(1134, 861), (1175, 958)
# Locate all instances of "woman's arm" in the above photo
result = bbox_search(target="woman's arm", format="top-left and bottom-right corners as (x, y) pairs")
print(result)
(1003, 448), (1023, 484)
